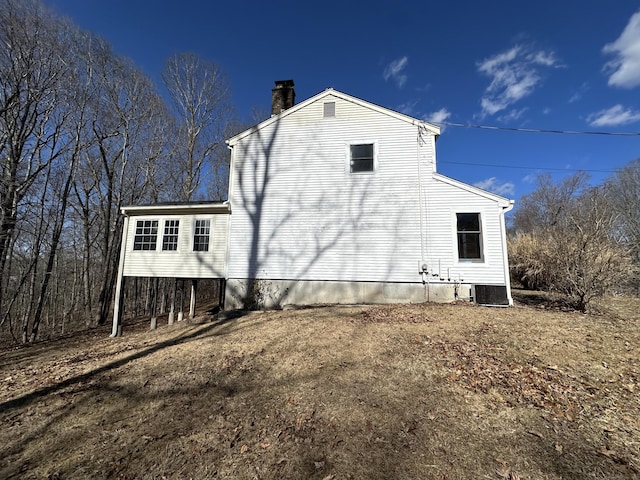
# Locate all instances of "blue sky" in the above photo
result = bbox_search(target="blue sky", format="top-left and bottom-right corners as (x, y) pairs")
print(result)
(46, 0), (640, 200)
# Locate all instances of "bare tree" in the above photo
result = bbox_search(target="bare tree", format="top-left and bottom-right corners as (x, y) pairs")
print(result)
(0, 0), (73, 331)
(78, 43), (170, 326)
(162, 52), (234, 201)
(509, 174), (634, 311)
(605, 158), (640, 290)
(510, 172), (589, 233)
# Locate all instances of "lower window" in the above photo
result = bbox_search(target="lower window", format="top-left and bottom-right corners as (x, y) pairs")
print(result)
(457, 213), (482, 260)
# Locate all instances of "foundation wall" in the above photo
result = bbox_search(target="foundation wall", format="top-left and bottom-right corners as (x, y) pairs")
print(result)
(224, 279), (475, 310)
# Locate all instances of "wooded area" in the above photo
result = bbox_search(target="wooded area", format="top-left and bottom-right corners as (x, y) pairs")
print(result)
(0, 0), (237, 343)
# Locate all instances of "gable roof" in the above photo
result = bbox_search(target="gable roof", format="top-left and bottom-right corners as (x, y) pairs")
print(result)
(226, 88), (441, 146)
(433, 173), (514, 207)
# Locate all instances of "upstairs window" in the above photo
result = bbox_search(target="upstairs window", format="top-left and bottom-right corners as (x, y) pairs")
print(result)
(457, 213), (483, 261)
(350, 143), (374, 173)
(162, 219), (179, 251)
(193, 219), (210, 252)
(133, 220), (158, 251)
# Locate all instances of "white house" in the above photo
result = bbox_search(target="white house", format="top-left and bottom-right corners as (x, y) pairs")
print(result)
(111, 81), (514, 335)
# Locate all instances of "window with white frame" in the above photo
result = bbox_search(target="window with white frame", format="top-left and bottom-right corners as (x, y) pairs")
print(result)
(350, 143), (374, 173)
(193, 219), (210, 252)
(456, 213), (483, 260)
(133, 220), (158, 251)
(162, 219), (179, 251)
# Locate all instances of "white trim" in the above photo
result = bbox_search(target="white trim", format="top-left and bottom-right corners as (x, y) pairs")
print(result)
(434, 173), (511, 206)
(500, 201), (515, 305)
(121, 203), (229, 216)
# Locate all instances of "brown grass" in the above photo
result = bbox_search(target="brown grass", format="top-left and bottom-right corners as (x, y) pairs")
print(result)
(1, 291), (639, 479)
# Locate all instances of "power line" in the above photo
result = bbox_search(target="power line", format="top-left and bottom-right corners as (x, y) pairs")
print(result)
(435, 121), (640, 137)
(439, 160), (619, 173)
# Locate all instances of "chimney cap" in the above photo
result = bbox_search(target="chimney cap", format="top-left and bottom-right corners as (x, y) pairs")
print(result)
(274, 79), (295, 88)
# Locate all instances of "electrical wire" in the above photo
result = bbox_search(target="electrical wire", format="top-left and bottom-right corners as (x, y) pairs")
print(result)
(439, 160), (619, 173)
(433, 121), (640, 137)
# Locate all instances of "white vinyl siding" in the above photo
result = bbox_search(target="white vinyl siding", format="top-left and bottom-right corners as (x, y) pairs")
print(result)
(228, 95), (425, 283)
(419, 175), (508, 285)
(227, 92), (509, 286)
(123, 214), (228, 278)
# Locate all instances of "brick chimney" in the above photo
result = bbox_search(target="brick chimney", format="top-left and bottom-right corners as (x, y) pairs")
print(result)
(271, 80), (295, 116)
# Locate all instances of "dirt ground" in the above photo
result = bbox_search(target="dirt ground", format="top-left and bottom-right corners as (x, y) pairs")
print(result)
(0, 291), (638, 479)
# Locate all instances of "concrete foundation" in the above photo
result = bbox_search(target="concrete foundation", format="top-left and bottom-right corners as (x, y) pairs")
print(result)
(224, 279), (474, 310)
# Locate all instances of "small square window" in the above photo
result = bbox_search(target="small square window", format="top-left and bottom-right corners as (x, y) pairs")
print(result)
(193, 219), (210, 252)
(324, 101), (335, 117)
(457, 213), (482, 260)
(133, 220), (158, 251)
(350, 143), (374, 173)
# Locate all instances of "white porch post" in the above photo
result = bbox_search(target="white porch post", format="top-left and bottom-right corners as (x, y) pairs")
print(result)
(111, 215), (130, 337)
(177, 280), (184, 322)
(168, 278), (176, 325)
(189, 280), (198, 319)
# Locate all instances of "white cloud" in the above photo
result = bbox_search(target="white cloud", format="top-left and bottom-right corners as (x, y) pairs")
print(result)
(397, 100), (419, 116)
(424, 108), (451, 132)
(424, 107), (451, 124)
(522, 174), (538, 184)
(603, 10), (640, 88)
(568, 82), (589, 103)
(498, 107), (528, 122)
(527, 50), (561, 67)
(587, 104), (640, 126)
(383, 56), (409, 88)
(474, 177), (515, 197)
(477, 45), (561, 118)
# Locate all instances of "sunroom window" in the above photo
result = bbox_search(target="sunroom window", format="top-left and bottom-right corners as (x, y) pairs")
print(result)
(162, 220), (179, 251)
(133, 220), (158, 251)
(193, 219), (210, 252)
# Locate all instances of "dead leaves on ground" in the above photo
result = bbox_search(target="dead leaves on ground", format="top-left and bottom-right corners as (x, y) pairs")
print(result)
(426, 330), (590, 421)
(357, 305), (435, 324)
